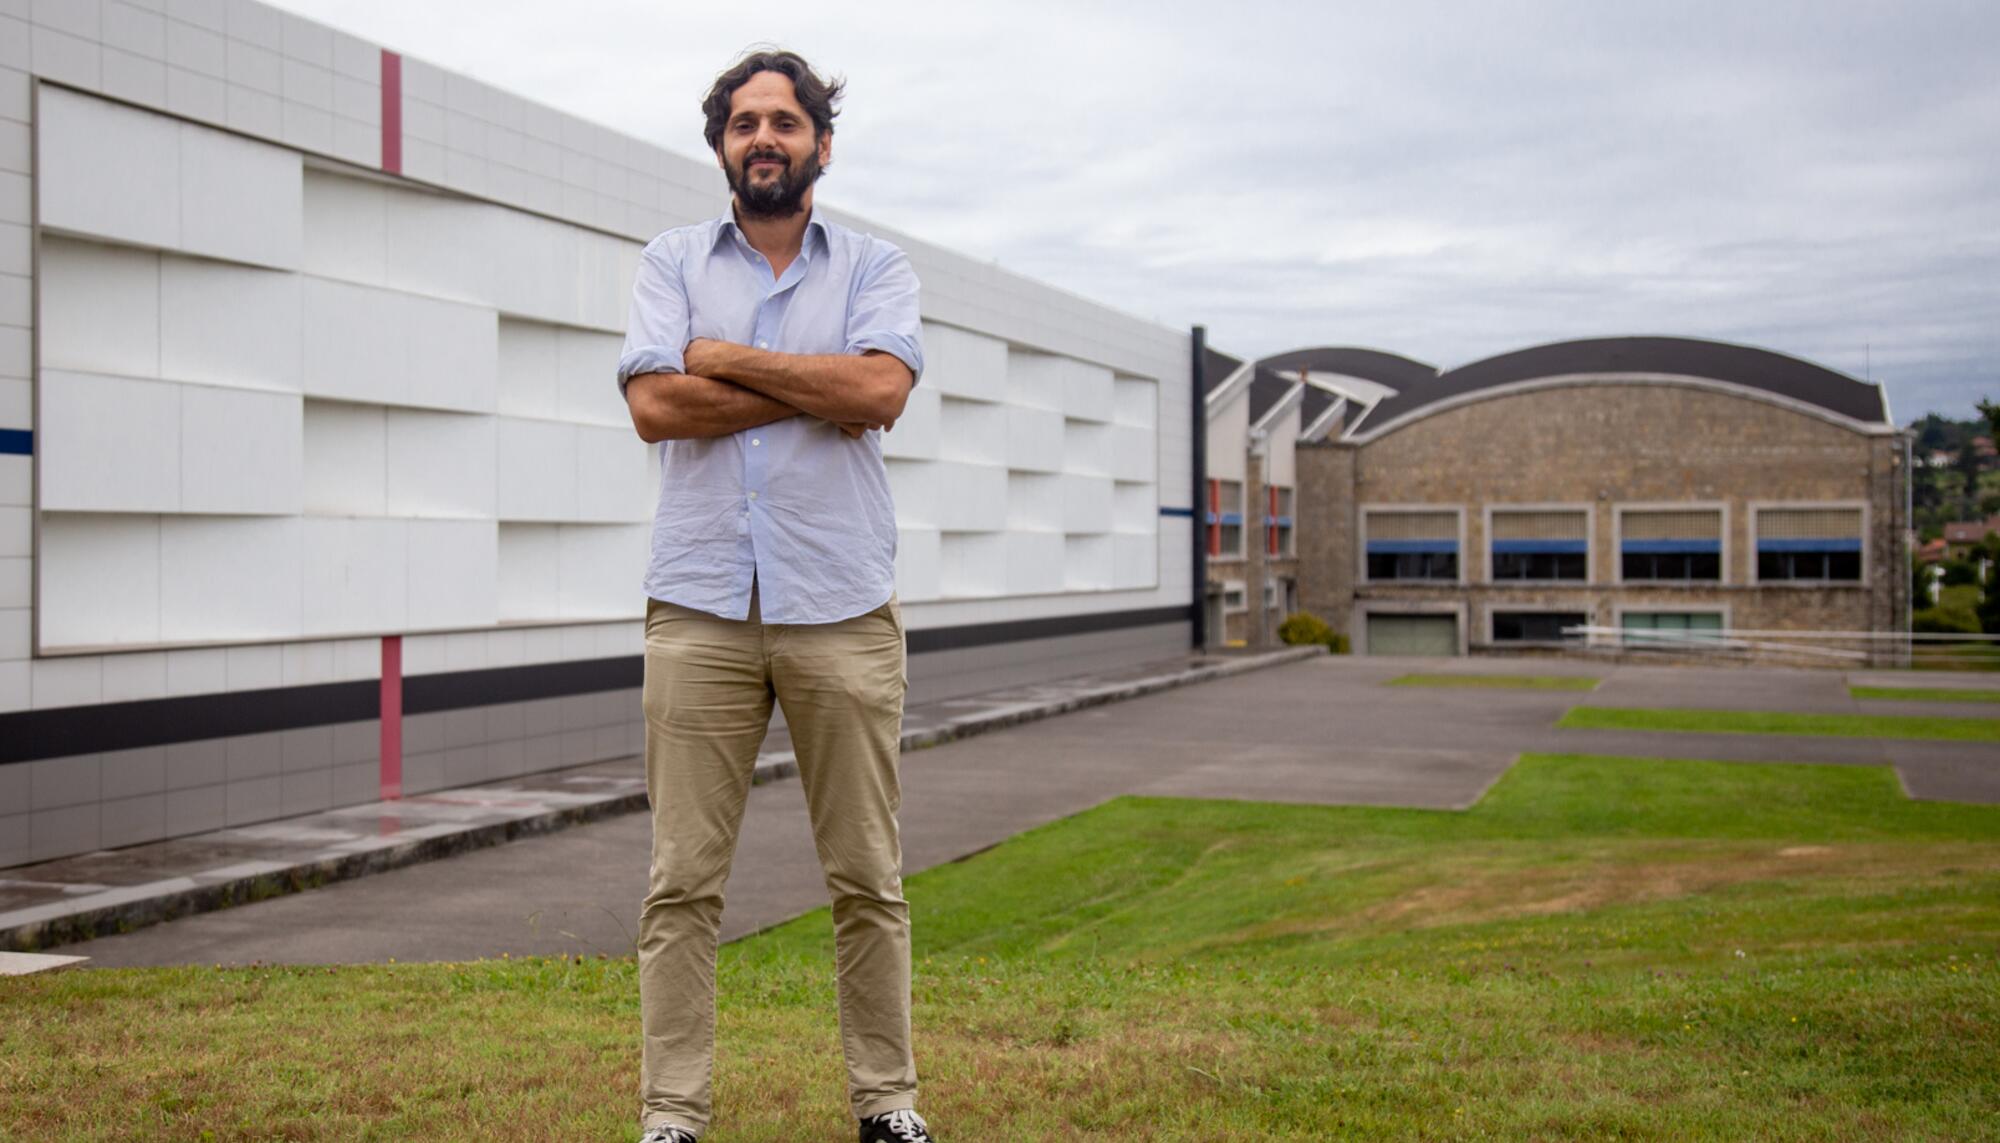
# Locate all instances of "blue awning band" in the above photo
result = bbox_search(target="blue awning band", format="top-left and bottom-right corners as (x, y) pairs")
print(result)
(1492, 539), (1586, 555)
(1204, 512), (1244, 526)
(1622, 539), (1719, 555)
(1368, 540), (1457, 555)
(0, 428), (30, 456)
(1759, 537), (1861, 553)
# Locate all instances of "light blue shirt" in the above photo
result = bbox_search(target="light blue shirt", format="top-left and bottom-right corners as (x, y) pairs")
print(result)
(616, 208), (924, 625)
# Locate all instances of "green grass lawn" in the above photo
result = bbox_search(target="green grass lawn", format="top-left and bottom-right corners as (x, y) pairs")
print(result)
(5, 756), (1999, 1140)
(1852, 685), (2000, 704)
(1389, 673), (1600, 691)
(1560, 705), (2000, 742)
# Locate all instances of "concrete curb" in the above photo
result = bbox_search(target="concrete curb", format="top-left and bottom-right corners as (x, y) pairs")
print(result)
(4, 646), (1322, 953)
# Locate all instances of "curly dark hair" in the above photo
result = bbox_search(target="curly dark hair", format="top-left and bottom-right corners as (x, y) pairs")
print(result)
(701, 49), (845, 154)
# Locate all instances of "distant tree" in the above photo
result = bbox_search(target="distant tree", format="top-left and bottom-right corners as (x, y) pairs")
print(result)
(1983, 491), (2000, 517)
(1916, 416), (1949, 453)
(1979, 397), (2000, 440)
(1958, 442), (1983, 514)
(1911, 550), (1932, 610)
(1979, 535), (2000, 634)
(1941, 558), (1979, 587)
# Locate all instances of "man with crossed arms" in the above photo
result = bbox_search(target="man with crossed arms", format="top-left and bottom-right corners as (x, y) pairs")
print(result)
(616, 49), (939, 1143)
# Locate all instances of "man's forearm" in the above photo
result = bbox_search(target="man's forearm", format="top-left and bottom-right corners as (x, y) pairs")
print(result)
(624, 371), (801, 442)
(683, 340), (911, 426)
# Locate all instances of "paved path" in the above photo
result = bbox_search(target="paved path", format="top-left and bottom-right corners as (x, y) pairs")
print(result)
(56, 656), (2000, 967)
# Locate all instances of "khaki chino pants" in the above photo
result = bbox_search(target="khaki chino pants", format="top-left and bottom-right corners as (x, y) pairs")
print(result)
(637, 591), (917, 1135)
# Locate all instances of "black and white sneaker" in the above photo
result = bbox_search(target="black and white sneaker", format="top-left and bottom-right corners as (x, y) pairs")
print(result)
(860, 1108), (936, 1142)
(639, 1123), (698, 1143)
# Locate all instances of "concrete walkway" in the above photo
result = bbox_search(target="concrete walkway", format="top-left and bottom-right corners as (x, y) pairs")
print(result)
(27, 654), (2000, 968)
(0, 647), (1318, 953)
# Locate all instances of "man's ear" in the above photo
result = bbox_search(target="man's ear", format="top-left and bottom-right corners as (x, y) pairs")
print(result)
(817, 129), (833, 171)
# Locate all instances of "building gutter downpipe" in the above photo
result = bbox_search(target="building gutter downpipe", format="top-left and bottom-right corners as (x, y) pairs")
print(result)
(1191, 325), (1208, 650)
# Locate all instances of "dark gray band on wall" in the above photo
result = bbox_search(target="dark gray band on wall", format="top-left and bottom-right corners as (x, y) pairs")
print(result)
(0, 605), (1194, 765)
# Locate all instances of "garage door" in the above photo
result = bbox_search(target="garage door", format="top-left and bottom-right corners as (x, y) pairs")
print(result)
(1366, 613), (1459, 656)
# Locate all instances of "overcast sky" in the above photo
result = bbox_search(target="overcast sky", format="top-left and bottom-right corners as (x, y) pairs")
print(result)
(270, 0), (1999, 421)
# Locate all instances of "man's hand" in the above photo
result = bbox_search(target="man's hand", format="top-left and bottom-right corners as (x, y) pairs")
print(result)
(682, 338), (731, 380)
(835, 419), (895, 439)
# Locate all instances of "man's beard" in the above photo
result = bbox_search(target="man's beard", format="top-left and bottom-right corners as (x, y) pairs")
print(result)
(730, 147), (822, 219)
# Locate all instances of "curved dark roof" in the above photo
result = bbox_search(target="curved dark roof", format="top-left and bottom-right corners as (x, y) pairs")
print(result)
(1201, 347), (1245, 397)
(1246, 366), (1296, 425)
(1355, 336), (1889, 435)
(1256, 346), (1438, 391)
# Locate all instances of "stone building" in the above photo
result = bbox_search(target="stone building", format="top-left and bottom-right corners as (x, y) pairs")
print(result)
(1292, 337), (1910, 658)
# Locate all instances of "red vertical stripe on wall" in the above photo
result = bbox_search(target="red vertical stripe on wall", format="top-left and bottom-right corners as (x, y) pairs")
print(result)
(1268, 486), (1279, 555)
(380, 635), (403, 800)
(380, 50), (402, 174)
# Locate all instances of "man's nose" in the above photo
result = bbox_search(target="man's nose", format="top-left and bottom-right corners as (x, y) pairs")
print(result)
(750, 120), (780, 152)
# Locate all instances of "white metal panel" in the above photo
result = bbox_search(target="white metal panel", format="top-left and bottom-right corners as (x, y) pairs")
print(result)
(384, 408), (495, 519)
(884, 458), (938, 529)
(494, 417), (577, 521)
(179, 383), (302, 514)
(555, 327), (627, 427)
(300, 516), (408, 635)
(1004, 530), (1065, 596)
(1063, 421), (1111, 478)
(1006, 471), (1062, 532)
(1060, 473), (1113, 534)
(39, 514), (163, 648)
(1064, 534), (1113, 591)
(557, 523), (646, 618)
(160, 254), (302, 390)
(496, 318), (561, 420)
(160, 516), (303, 641)
(880, 384), (939, 460)
(1113, 481), (1157, 534)
(1114, 375), (1157, 428)
(1113, 533), (1157, 590)
(38, 238), (160, 378)
(1004, 406), (1063, 474)
(937, 397), (1006, 465)
(177, 116), (302, 269)
(301, 169), (387, 285)
(923, 322), (1007, 403)
(1110, 424), (1154, 484)
(574, 423), (649, 522)
(37, 87), (181, 250)
(939, 531), (1006, 598)
(496, 522), (561, 621)
(405, 519), (496, 630)
(39, 371), (180, 512)
(895, 526), (941, 602)
(1061, 360), (1116, 424)
(935, 460), (1006, 533)
(301, 399), (386, 516)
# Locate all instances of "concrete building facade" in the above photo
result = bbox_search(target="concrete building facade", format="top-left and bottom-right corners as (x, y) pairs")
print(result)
(0, 3), (1195, 865)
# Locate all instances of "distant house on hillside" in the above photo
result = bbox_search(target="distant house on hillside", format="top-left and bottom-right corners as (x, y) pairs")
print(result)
(1943, 516), (2000, 560)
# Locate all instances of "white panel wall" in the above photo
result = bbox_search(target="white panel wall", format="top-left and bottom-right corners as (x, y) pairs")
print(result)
(495, 418), (578, 521)
(39, 371), (181, 512)
(39, 515), (162, 647)
(15, 32), (1192, 696)
(160, 517), (303, 641)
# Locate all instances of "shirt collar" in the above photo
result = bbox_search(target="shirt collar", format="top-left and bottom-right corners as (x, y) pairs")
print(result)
(713, 203), (828, 258)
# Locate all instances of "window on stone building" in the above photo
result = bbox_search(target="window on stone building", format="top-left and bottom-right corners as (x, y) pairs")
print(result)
(1756, 507), (1863, 583)
(1364, 509), (1458, 581)
(1489, 509), (1587, 581)
(1620, 611), (1725, 646)
(1208, 479), (1246, 560)
(1269, 486), (1295, 557)
(1492, 611), (1588, 643)
(1620, 508), (1723, 582)
(1222, 581), (1247, 613)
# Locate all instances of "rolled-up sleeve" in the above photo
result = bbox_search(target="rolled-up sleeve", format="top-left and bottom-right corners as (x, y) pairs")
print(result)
(616, 237), (689, 391)
(844, 242), (924, 384)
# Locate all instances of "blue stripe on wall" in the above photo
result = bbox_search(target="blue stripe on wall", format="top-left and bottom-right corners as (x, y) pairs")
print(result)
(1159, 506), (1195, 518)
(1492, 538), (1586, 555)
(1758, 537), (1861, 553)
(1367, 539), (1458, 555)
(1622, 539), (1719, 555)
(0, 429), (30, 456)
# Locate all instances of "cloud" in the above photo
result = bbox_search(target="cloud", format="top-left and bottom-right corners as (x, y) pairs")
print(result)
(269, 0), (2000, 418)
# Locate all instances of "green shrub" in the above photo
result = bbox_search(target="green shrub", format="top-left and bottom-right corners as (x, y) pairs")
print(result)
(1940, 558), (1979, 587)
(1278, 611), (1348, 654)
(1913, 605), (1981, 635)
